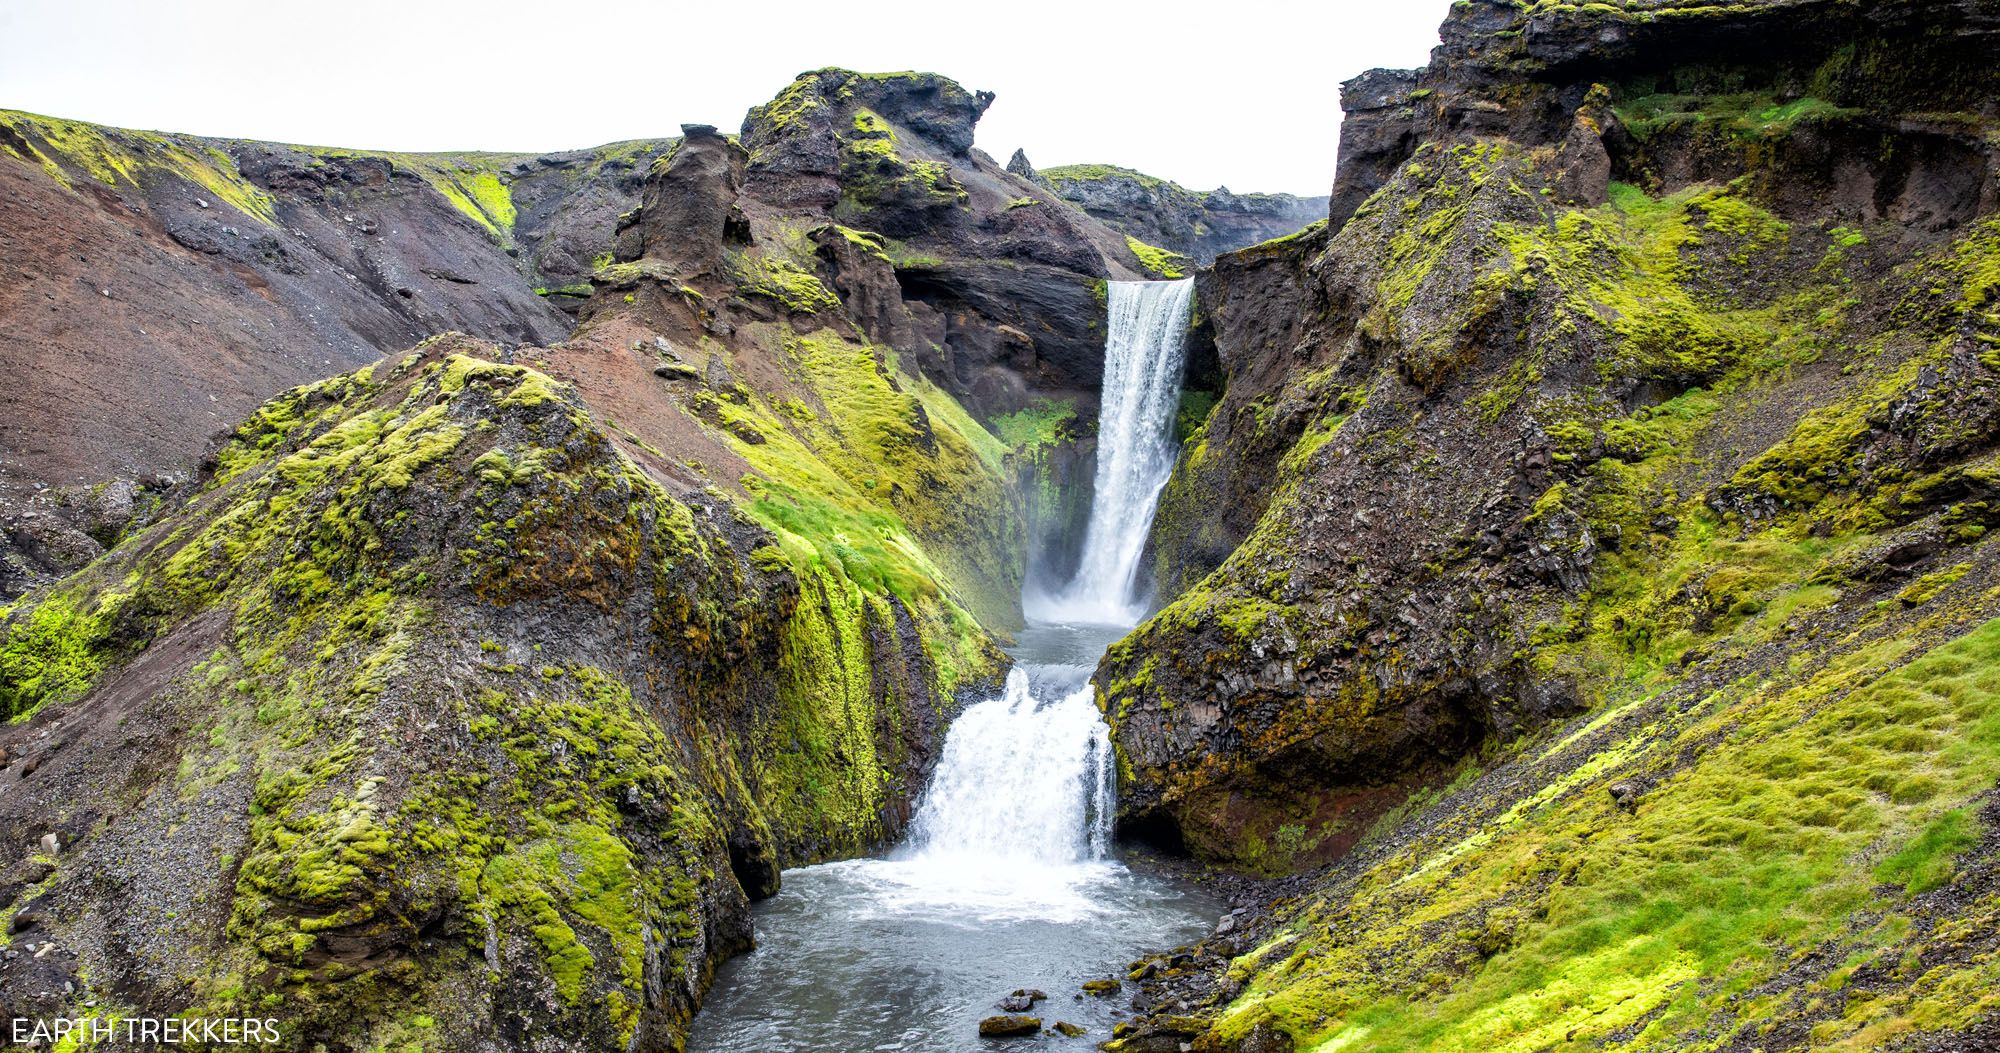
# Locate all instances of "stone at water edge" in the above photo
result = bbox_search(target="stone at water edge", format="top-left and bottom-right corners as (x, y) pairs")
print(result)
(1053, 1021), (1087, 1037)
(999, 987), (1048, 1012)
(1082, 978), (1122, 997)
(978, 1015), (1042, 1037)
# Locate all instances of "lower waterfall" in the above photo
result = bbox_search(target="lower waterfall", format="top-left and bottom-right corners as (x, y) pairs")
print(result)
(906, 668), (1115, 864)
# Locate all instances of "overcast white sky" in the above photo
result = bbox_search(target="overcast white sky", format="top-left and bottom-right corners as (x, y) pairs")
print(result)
(0, 1), (1447, 196)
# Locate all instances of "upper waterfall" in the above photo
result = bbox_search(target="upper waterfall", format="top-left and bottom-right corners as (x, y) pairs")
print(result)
(1028, 278), (1196, 627)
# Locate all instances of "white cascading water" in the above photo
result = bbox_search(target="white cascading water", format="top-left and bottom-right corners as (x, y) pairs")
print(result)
(835, 280), (1194, 923)
(907, 668), (1115, 864)
(1027, 278), (1196, 625)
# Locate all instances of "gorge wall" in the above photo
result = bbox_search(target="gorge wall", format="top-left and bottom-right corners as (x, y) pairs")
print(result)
(1009, 152), (1328, 266)
(1099, 1), (2000, 1050)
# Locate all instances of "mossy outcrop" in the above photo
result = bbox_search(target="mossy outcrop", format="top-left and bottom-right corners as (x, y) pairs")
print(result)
(0, 334), (999, 1049)
(1106, 0), (2000, 1047)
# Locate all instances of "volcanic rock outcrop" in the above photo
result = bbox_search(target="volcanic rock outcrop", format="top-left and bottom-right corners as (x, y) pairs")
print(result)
(1032, 159), (1329, 264)
(1100, 0), (2000, 1049)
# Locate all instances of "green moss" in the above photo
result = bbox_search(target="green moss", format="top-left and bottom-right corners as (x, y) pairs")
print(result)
(1175, 391), (1218, 443)
(1613, 92), (1863, 143)
(1242, 219), (1329, 255)
(1, 109), (279, 223)
(1898, 563), (1973, 607)
(990, 398), (1080, 454)
(711, 332), (1021, 633)
(1875, 810), (1980, 895)
(535, 283), (594, 299)
(0, 591), (123, 722)
(1208, 614), (2000, 1051)
(1126, 235), (1191, 279)
(1492, 181), (1786, 385)
(731, 253), (841, 313)
(0, 330), (1009, 1046)
(304, 149), (524, 243)
(1043, 163), (1170, 190)
(828, 224), (891, 260)
(480, 823), (644, 1005)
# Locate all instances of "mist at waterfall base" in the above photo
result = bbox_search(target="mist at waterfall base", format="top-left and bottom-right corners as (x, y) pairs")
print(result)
(690, 282), (1209, 1051)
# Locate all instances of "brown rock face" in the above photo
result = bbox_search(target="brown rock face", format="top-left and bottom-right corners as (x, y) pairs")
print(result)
(0, 110), (678, 518)
(639, 125), (749, 277)
(1109, 0), (2000, 870)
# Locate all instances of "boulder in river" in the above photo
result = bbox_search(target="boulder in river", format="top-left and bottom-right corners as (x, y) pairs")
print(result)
(978, 1015), (1042, 1037)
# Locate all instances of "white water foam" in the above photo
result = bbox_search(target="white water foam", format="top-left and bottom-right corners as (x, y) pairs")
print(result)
(834, 668), (1119, 923)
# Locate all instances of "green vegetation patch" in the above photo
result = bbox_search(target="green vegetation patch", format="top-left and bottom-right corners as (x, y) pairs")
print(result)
(1126, 235), (1191, 279)
(1, 109), (279, 223)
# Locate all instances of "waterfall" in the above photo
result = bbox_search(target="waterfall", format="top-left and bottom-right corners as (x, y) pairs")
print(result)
(1028, 278), (1195, 626)
(905, 668), (1115, 864)
(849, 281), (1194, 915)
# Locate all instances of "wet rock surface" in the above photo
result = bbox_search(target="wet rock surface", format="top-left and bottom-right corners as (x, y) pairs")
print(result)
(978, 1014), (1042, 1037)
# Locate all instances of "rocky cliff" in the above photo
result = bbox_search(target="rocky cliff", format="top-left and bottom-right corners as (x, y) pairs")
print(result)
(2, 80), (1267, 606)
(0, 115), (677, 602)
(1018, 156), (1328, 265)
(0, 112), (675, 498)
(1101, 0), (2000, 1049)
(0, 67), (1155, 1052)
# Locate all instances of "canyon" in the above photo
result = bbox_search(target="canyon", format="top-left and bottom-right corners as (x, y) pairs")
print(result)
(5, 1), (2000, 1051)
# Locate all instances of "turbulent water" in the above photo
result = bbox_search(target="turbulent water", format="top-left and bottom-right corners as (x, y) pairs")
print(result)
(690, 282), (1211, 1051)
(1027, 278), (1196, 626)
(687, 627), (1218, 1052)
(907, 668), (1115, 866)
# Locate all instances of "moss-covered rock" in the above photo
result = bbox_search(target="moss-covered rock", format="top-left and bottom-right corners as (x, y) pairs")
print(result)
(1107, 0), (2000, 1048)
(0, 334), (998, 1051)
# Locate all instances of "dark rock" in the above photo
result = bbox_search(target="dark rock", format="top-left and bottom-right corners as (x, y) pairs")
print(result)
(1005, 148), (1047, 188)
(1052, 1021), (1086, 1037)
(1331, 68), (1424, 228)
(1044, 164), (1328, 264)
(639, 130), (749, 280)
(977, 1015), (1041, 1038)
(1237, 1020), (1297, 1053)
(1081, 979), (1122, 997)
